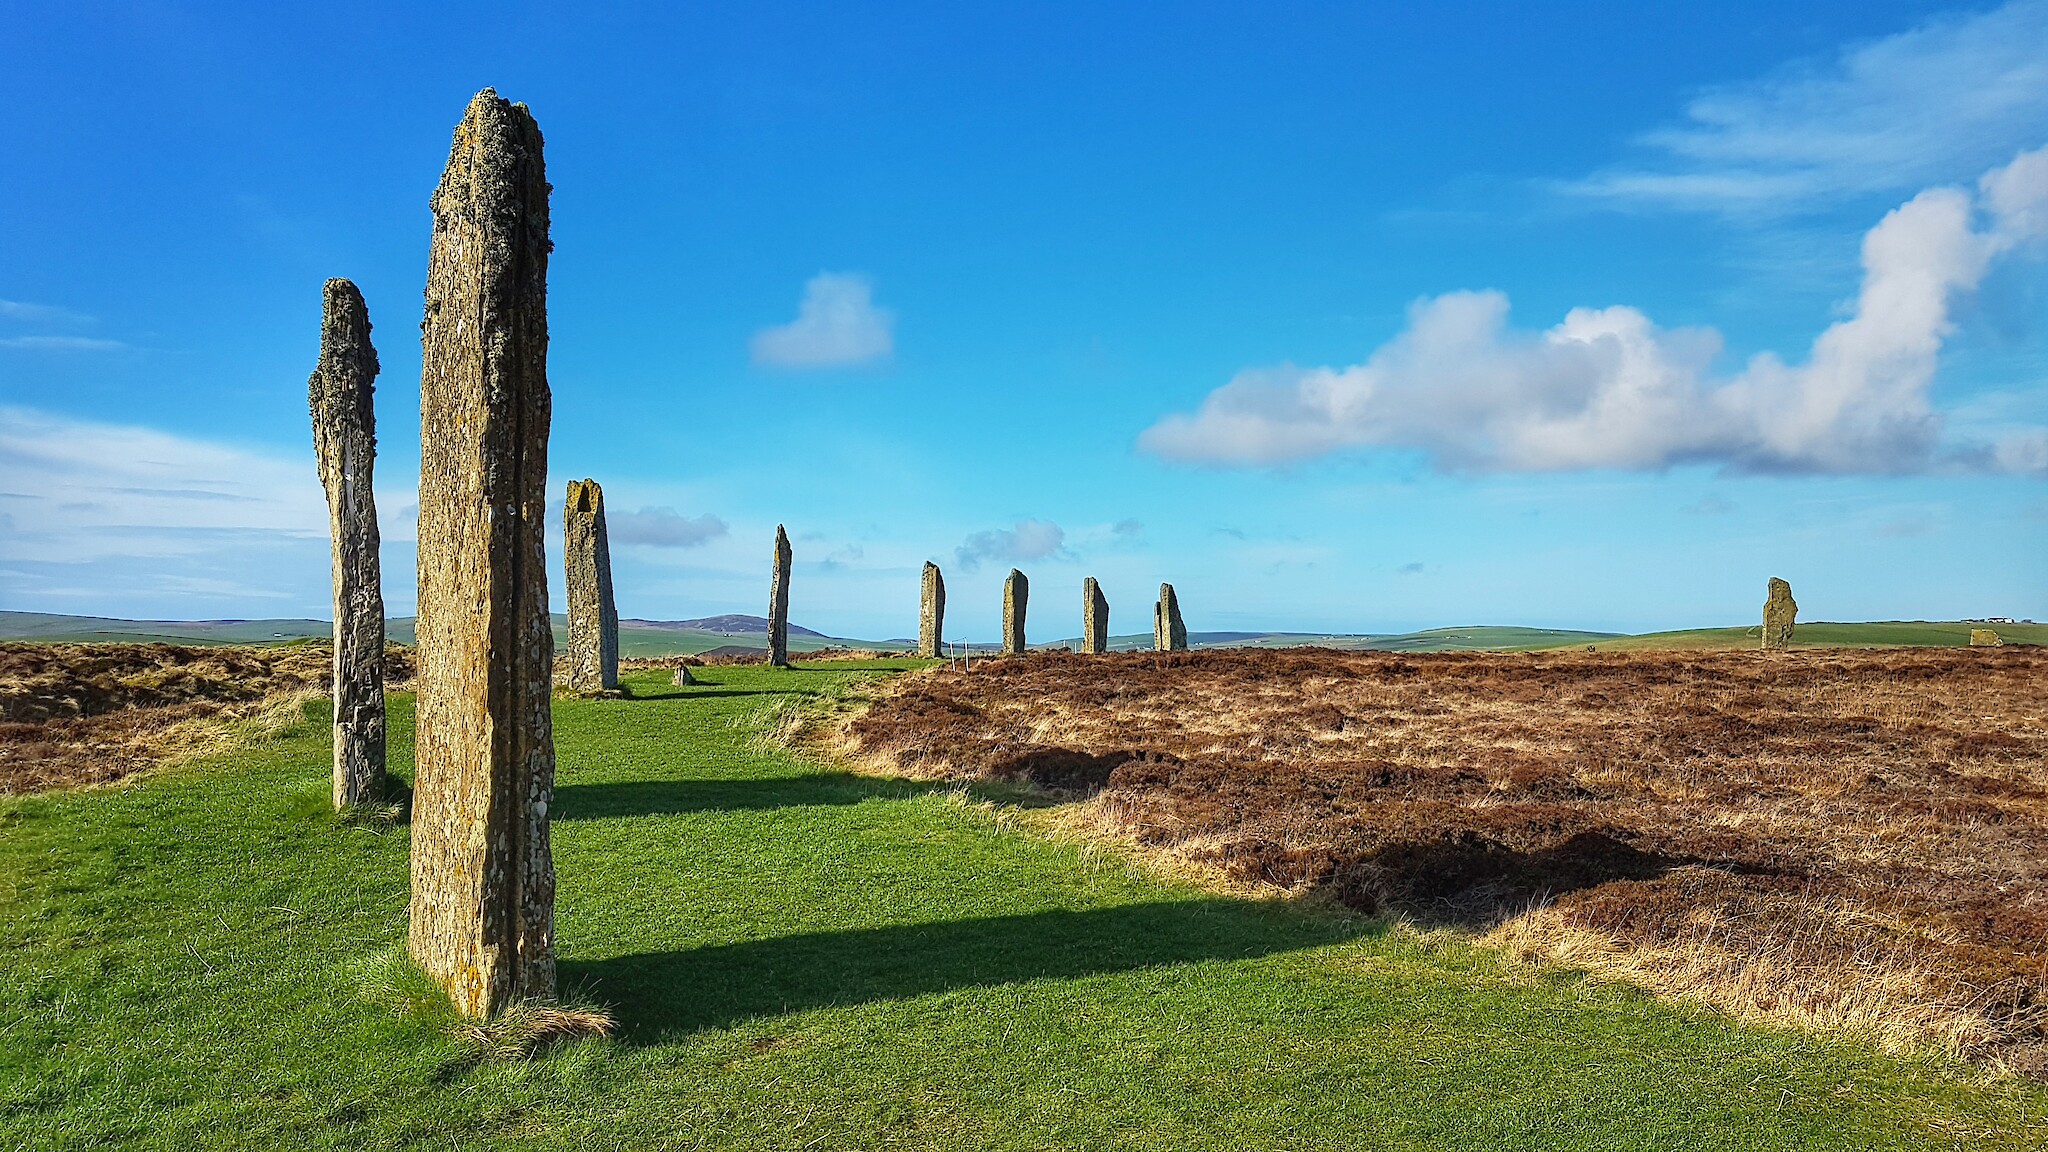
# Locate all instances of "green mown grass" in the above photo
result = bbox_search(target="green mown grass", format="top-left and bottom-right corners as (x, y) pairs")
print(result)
(3, 662), (2043, 1150)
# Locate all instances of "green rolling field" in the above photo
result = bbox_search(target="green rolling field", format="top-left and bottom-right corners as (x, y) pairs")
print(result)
(2, 611), (2035, 656)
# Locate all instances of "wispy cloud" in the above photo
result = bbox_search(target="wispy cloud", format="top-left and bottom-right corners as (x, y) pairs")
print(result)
(1141, 146), (2048, 476)
(608, 506), (729, 548)
(1566, 0), (2048, 213)
(751, 272), (895, 368)
(954, 518), (1065, 570)
(0, 335), (126, 352)
(0, 299), (94, 325)
(0, 406), (408, 614)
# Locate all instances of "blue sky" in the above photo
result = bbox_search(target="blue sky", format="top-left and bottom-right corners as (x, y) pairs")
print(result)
(2, 1), (2045, 641)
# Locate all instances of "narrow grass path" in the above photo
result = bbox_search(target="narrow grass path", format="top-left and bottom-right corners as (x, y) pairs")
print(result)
(2, 662), (2042, 1150)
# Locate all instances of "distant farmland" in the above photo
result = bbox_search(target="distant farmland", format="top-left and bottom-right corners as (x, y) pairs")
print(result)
(1, 611), (2036, 655)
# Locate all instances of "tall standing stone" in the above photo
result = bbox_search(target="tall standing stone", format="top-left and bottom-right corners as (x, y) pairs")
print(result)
(1002, 568), (1028, 655)
(1082, 577), (1109, 654)
(1154, 583), (1188, 652)
(563, 478), (618, 693)
(409, 89), (557, 1019)
(769, 524), (792, 667)
(308, 278), (386, 809)
(919, 561), (945, 658)
(1762, 577), (1797, 650)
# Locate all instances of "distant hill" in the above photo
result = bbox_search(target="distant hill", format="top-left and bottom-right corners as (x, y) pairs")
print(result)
(2, 611), (2035, 656)
(0, 610), (880, 657)
(633, 614), (827, 638)
(0, 612), (332, 645)
(1044, 626), (1622, 653)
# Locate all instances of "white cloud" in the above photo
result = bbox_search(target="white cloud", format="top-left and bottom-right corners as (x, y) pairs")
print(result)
(1141, 146), (2048, 475)
(0, 300), (94, 325)
(954, 519), (1066, 570)
(750, 272), (895, 368)
(0, 406), (421, 615)
(0, 407), (325, 560)
(608, 506), (728, 548)
(1568, 0), (2048, 211)
(0, 335), (126, 351)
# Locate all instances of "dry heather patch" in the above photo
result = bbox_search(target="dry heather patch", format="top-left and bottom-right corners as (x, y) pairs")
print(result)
(842, 646), (2048, 1069)
(0, 641), (413, 794)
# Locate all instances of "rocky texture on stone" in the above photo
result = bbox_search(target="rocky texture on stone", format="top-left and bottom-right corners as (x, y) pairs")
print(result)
(672, 663), (696, 685)
(1082, 577), (1109, 654)
(1971, 629), (2005, 647)
(1003, 568), (1028, 655)
(919, 562), (945, 658)
(768, 525), (793, 667)
(409, 89), (558, 1020)
(1154, 582), (1188, 652)
(308, 277), (386, 809)
(562, 479), (618, 694)
(1762, 578), (1798, 651)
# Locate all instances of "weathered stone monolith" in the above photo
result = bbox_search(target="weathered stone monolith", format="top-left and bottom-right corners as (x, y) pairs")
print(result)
(1154, 582), (1188, 651)
(1762, 577), (1797, 650)
(409, 89), (557, 1020)
(1970, 628), (2004, 647)
(1082, 577), (1109, 654)
(1003, 568), (1028, 655)
(309, 277), (386, 810)
(769, 525), (792, 667)
(672, 663), (696, 685)
(919, 562), (945, 658)
(563, 479), (618, 694)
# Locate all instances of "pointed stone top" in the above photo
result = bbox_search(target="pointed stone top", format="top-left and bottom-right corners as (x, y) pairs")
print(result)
(924, 559), (940, 572)
(1009, 568), (1024, 580)
(566, 477), (603, 515)
(434, 89), (547, 240)
(309, 278), (377, 433)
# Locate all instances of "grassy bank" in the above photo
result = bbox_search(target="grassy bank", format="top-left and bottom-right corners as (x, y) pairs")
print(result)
(2, 662), (2042, 1149)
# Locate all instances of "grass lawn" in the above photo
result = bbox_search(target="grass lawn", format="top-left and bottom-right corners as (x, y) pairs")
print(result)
(2, 661), (2043, 1150)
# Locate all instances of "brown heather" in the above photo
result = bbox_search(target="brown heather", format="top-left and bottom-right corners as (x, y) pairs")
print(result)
(0, 641), (412, 794)
(841, 646), (2048, 1071)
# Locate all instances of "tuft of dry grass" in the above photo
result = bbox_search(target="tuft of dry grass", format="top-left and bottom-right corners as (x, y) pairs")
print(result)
(455, 1003), (618, 1061)
(841, 646), (2048, 1071)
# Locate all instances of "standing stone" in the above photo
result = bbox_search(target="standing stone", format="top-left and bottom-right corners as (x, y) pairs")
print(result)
(919, 561), (945, 658)
(1154, 583), (1188, 652)
(1762, 578), (1797, 650)
(308, 278), (386, 810)
(1002, 568), (1028, 655)
(1082, 577), (1109, 654)
(562, 479), (618, 693)
(409, 89), (557, 1020)
(768, 524), (792, 667)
